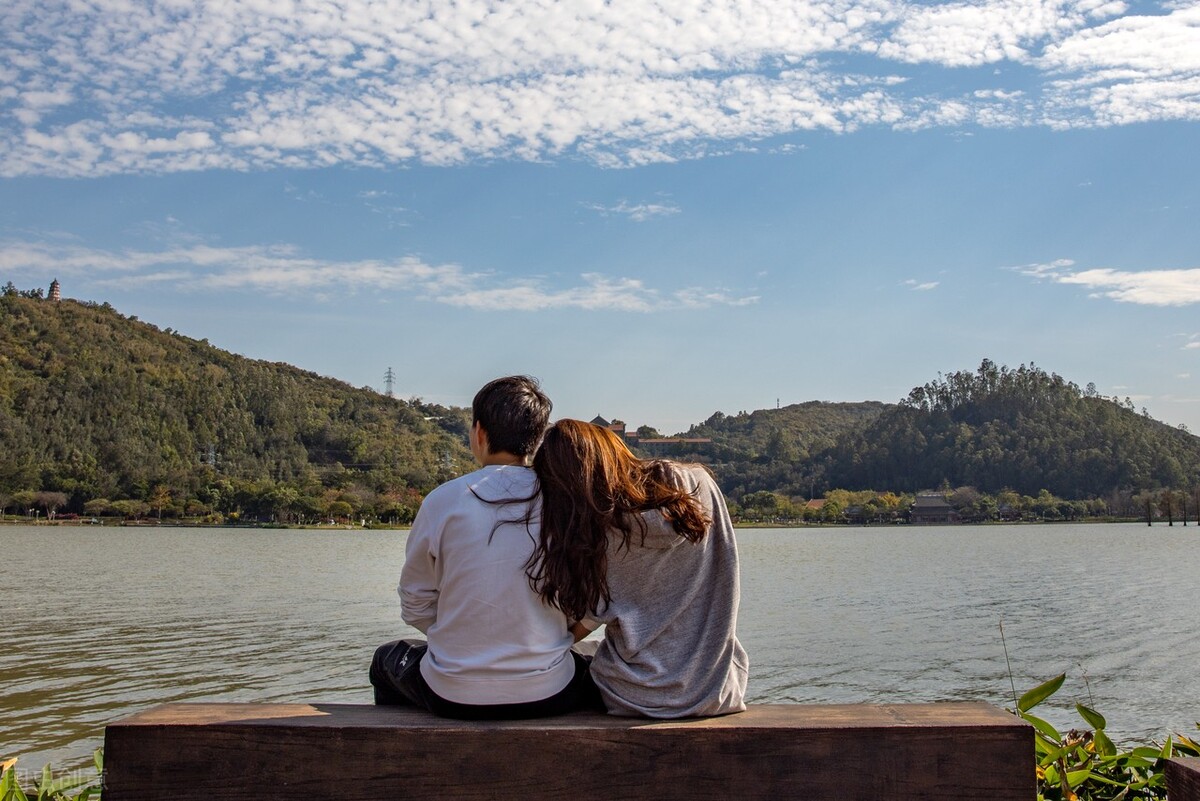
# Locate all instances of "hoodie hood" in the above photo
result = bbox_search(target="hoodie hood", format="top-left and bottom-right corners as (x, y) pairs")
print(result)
(467, 464), (538, 505)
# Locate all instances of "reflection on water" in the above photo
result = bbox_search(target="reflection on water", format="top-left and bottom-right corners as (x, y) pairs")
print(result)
(2, 523), (1198, 771)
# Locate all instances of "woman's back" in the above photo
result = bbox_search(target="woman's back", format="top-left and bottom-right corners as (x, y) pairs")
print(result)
(583, 462), (748, 718)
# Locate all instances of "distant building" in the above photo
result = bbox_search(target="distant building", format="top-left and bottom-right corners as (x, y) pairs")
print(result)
(590, 414), (712, 454)
(910, 492), (959, 524)
(590, 415), (626, 439)
(48, 279), (60, 301)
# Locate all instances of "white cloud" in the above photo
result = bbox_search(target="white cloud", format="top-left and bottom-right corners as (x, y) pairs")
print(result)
(583, 199), (682, 222)
(876, 0), (1123, 68)
(0, 239), (756, 312)
(1, 0), (1198, 176)
(904, 278), (941, 290)
(1038, 3), (1200, 125)
(1016, 259), (1200, 305)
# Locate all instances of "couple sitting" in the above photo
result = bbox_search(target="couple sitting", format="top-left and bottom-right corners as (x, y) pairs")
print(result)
(370, 375), (748, 719)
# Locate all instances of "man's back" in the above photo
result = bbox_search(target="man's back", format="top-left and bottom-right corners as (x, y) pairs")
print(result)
(400, 464), (575, 705)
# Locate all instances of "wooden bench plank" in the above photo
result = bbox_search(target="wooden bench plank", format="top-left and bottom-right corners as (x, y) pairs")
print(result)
(103, 702), (1034, 801)
(1169, 757), (1200, 801)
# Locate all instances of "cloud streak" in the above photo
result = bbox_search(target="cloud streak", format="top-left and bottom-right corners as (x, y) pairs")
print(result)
(583, 200), (682, 222)
(2, 0), (1197, 176)
(1016, 259), (1200, 306)
(0, 240), (757, 312)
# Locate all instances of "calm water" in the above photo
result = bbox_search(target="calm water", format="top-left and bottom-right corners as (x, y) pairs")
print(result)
(2, 522), (1198, 773)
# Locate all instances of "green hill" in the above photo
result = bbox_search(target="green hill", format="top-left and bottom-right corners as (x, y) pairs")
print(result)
(0, 290), (473, 522)
(819, 360), (1200, 499)
(5, 289), (1198, 520)
(658, 400), (889, 499)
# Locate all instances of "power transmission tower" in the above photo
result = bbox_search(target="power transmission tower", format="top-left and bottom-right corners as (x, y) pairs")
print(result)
(384, 367), (396, 398)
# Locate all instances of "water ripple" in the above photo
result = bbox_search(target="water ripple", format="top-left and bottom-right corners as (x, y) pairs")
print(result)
(3, 523), (1199, 772)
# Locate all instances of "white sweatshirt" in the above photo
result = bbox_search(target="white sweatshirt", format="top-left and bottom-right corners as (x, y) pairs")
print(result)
(399, 465), (575, 705)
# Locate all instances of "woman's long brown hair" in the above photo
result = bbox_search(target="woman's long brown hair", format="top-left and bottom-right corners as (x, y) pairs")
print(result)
(528, 419), (710, 622)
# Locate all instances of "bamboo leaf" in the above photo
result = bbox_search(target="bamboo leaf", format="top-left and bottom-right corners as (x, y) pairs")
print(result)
(1023, 711), (1064, 741)
(1076, 703), (1106, 731)
(1160, 737), (1174, 760)
(42, 774), (93, 796)
(1093, 729), (1117, 758)
(1040, 742), (1076, 766)
(1066, 767), (1092, 788)
(1085, 771), (1128, 788)
(1176, 734), (1200, 756)
(1020, 674), (1065, 712)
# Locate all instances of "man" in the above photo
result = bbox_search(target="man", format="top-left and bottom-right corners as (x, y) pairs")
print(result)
(369, 375), (597, 718)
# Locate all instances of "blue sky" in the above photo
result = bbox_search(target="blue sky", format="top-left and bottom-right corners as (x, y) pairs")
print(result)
(2, 0), (1199, 435)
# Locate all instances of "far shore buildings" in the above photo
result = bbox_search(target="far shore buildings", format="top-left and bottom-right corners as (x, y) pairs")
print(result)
(909, 492), (959, 524)
(589, 415), (713, 456)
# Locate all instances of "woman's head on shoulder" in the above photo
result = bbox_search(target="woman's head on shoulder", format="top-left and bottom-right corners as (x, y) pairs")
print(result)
(527, 418), (711, 620)
(534, 418), (640, 500)
(533, 419), (710, 538)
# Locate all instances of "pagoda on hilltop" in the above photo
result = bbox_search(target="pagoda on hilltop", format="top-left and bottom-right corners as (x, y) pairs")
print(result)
(48, 279), (61, 301)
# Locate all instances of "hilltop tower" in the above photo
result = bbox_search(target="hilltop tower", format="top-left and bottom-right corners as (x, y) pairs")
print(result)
(48, 279), (61, 301)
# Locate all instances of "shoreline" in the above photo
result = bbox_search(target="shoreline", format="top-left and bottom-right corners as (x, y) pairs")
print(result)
(0, 517), (1164, 530)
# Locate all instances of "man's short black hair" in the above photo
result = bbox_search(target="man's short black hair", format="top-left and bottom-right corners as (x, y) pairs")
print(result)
(472, 375), (552, 457)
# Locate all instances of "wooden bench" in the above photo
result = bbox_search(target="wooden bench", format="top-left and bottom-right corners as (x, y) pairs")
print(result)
(1169, 758), (1200, 801)
(102, 701), (1034, 800)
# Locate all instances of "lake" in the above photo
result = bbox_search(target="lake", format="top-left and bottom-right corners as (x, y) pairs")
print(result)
(2, 522), (1198, 774)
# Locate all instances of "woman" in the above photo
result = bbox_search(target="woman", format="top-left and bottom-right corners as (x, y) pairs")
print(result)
(528, 419), (748, 718)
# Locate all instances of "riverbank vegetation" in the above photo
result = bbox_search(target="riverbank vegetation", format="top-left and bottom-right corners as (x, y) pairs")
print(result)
(3, 289), (1199, 525)
(1016, 674), (1200, 800)
(0, 750), (100, 801)
(729, 485), (1199, 524)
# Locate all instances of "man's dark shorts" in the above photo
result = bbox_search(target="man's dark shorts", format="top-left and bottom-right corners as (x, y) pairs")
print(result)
(369, 638), (603, 720)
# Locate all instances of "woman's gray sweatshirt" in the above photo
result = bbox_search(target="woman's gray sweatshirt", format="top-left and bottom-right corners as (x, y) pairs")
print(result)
(583, 463), (749, 717)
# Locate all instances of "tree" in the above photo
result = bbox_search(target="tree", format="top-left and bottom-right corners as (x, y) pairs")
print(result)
(150, 485), (173, 519)
(111, 499), (149, 520)
(267, 484), (301, 523)
(739, 491), (779, 520)
(84, 498), (112, 517)
(12, 489), (36, 516)
(763, 428), (798, 463)
(33, 491), (69, 519)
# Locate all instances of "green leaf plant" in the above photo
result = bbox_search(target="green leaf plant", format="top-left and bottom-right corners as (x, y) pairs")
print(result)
(1015, 674), (1200, 800)
(0, 750), (102, 801)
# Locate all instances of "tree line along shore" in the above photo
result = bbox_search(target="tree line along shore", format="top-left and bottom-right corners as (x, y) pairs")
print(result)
(3, 287), (1199, 527)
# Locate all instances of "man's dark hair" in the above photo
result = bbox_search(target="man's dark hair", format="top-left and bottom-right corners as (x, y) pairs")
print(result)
(472, 376), (552, 457)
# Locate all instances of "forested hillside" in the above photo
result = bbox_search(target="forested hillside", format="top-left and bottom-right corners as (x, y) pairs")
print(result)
(5, 288), (1199, 523)
(0, 290), (473, 522)
(819, 360), (1200, 499)
(659, 401), (888, 498)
